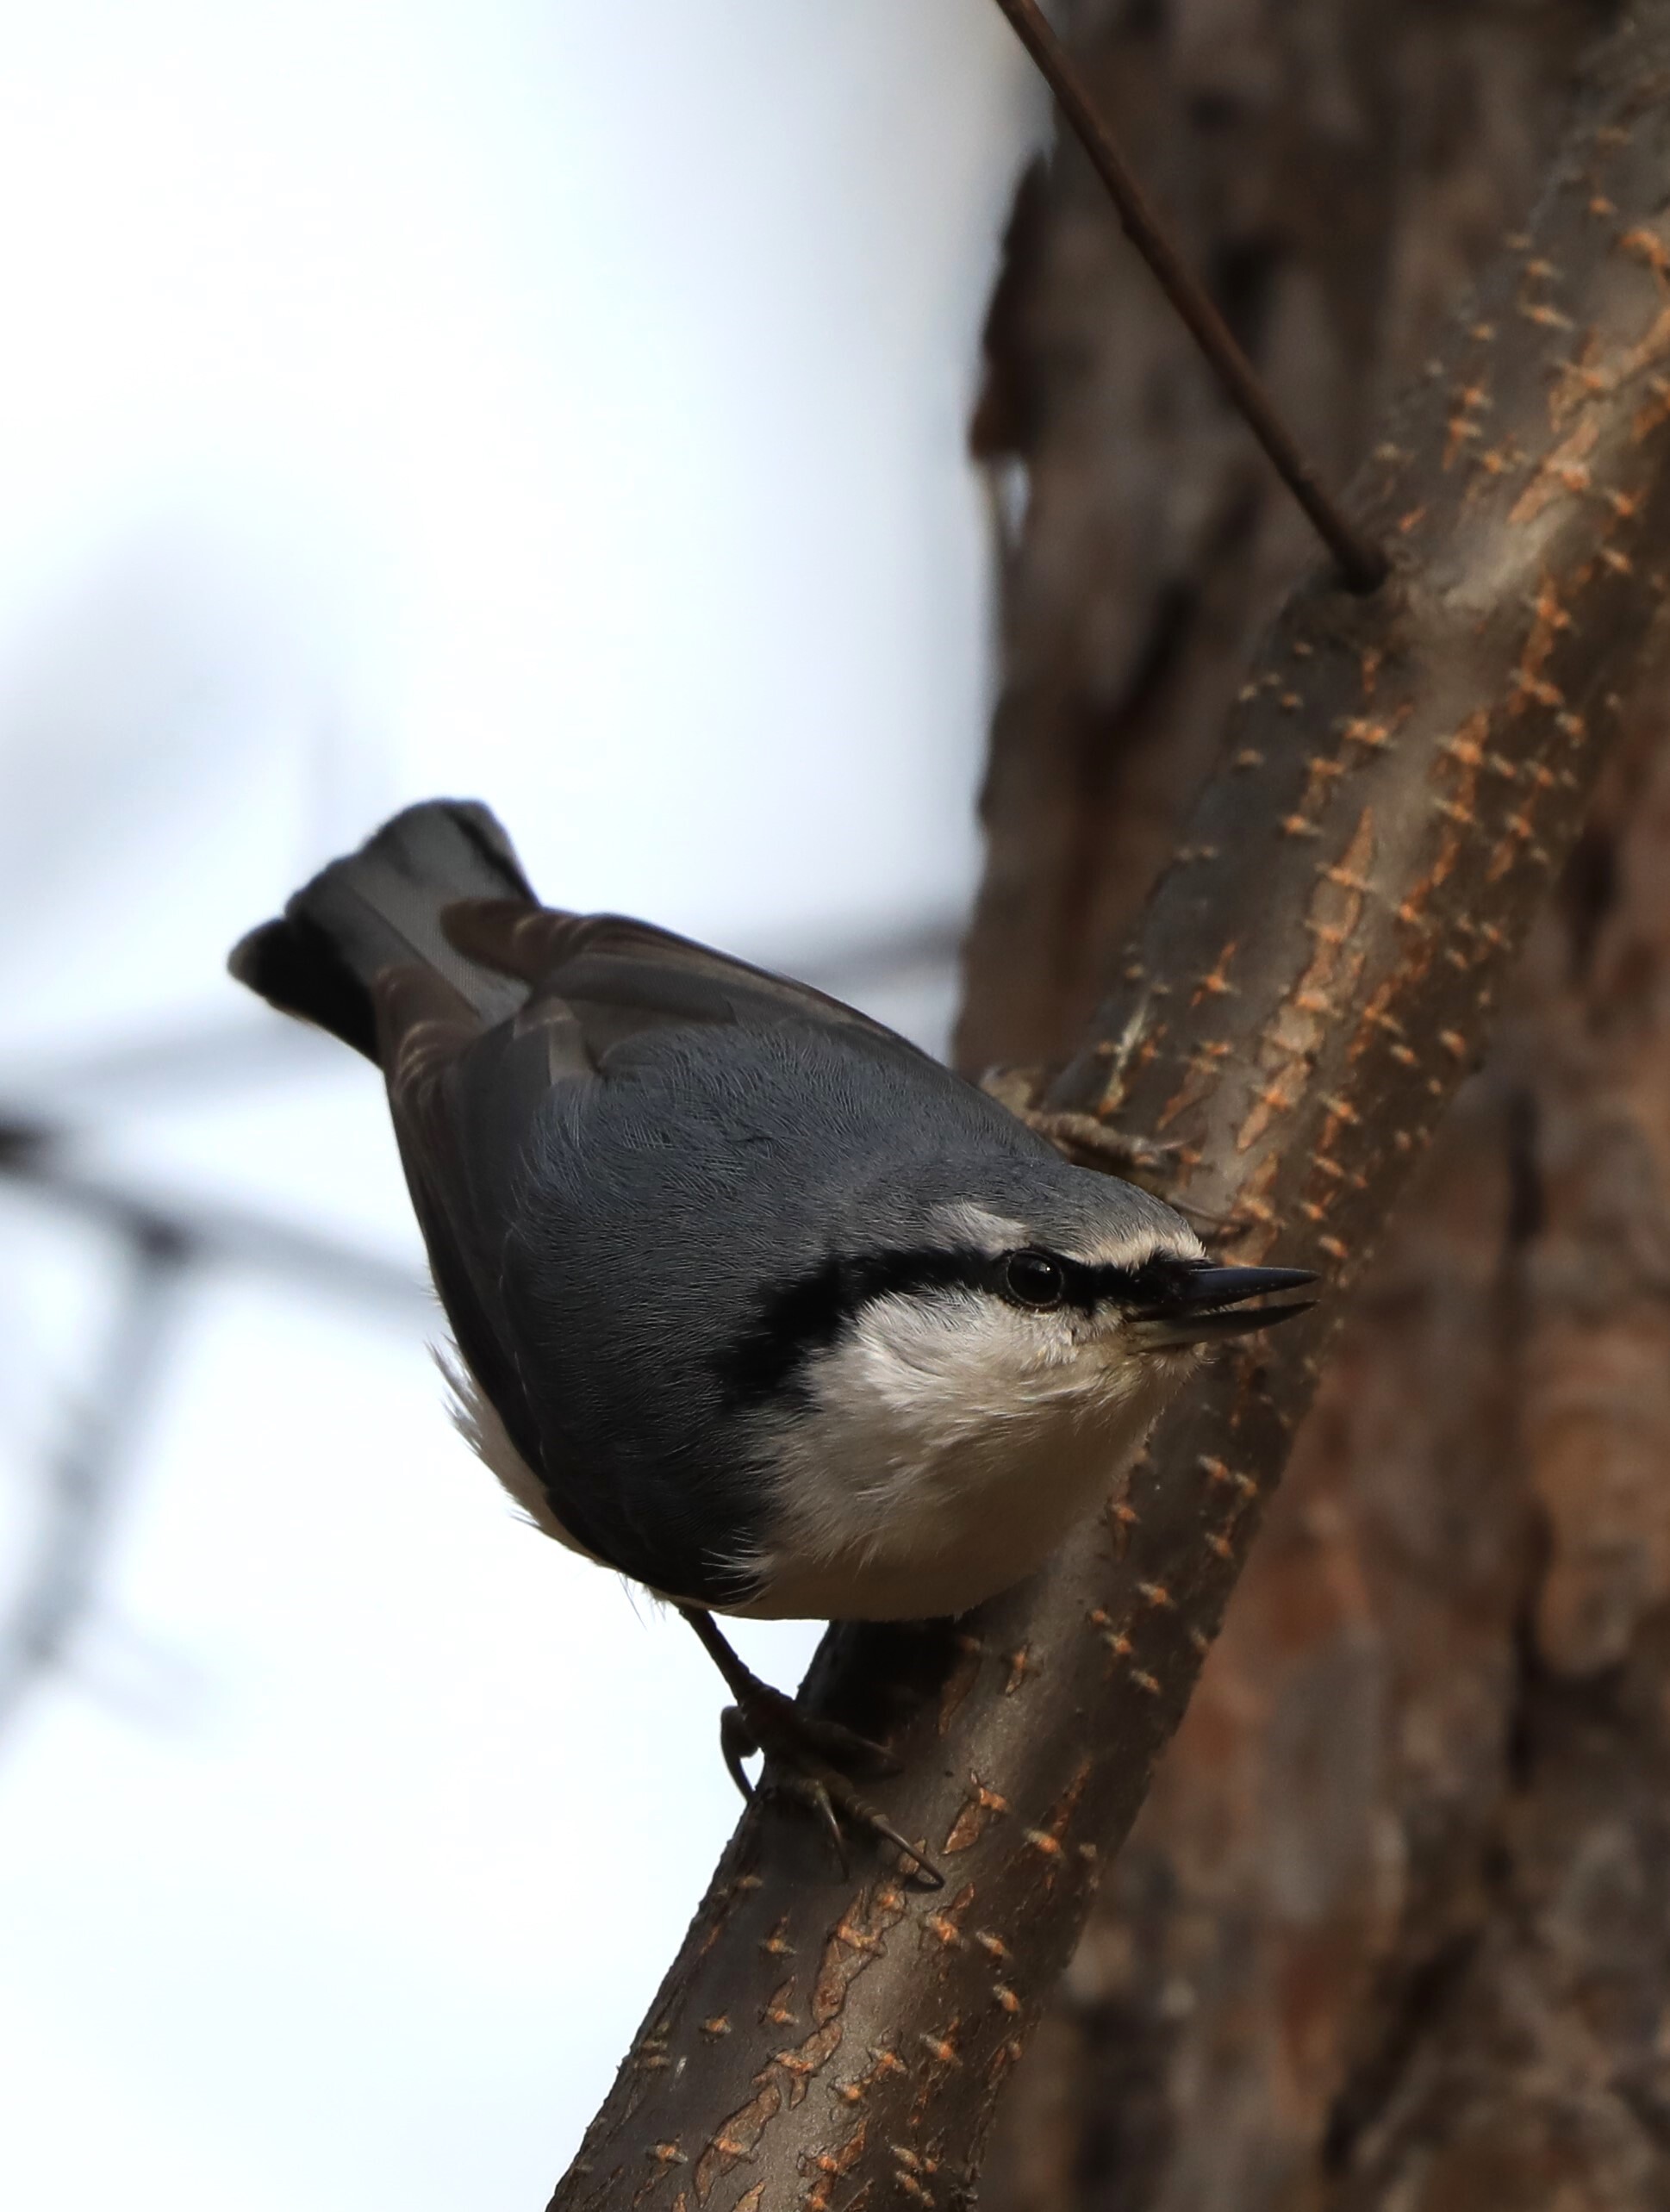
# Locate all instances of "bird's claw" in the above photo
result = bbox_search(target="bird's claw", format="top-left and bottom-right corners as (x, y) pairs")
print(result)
(774, 1766), (944, 1891)
(718, 1687), (940, 1889)
(720, 1680), (900, 1779)
(720, 1704), (760, 1801)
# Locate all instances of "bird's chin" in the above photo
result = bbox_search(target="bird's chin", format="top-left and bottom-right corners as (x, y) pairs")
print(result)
(1139, 1339), (1215, 1374)
(1097, 1341), (1214, 1440)
(1097, 1331), (1198, 1386)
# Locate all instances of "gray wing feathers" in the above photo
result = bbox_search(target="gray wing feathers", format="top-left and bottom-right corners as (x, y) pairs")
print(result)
(439, 898), (926, 1057)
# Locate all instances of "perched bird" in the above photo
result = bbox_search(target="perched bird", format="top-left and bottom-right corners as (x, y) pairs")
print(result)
(231, 801), (1312, 1878)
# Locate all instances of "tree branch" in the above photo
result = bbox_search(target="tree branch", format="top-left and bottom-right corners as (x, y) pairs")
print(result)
(548, 10), (1670, 2206)
(988, 0), (1388, 592)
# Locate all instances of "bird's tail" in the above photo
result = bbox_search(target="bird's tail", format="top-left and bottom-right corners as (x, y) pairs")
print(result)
(228, 800), (539, 1061)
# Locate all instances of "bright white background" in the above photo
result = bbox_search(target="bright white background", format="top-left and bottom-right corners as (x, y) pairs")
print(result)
(0, 5), (1042, 2208)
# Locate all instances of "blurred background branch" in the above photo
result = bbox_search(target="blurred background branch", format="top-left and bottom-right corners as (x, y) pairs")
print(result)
(0, 1199), (190, 1740)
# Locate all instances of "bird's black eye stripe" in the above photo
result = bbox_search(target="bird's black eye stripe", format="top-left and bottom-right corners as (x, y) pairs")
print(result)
(716, 1244), (1209, 1406)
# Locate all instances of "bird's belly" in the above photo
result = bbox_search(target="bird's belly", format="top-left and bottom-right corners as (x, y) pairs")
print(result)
(737, 1385), (1162, 1623)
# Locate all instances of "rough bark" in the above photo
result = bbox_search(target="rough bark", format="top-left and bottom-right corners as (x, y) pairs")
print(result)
(546, 7), (1670, 2207)
(963, 4), (1670, 2209)
(959, 0), (1615, 1079)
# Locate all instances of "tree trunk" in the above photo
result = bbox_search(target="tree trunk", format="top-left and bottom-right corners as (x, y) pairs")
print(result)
(967, 3), (1670, 2206)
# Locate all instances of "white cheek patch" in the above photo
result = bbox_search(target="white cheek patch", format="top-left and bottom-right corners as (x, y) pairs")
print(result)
(845, 1293), (1125, 1427)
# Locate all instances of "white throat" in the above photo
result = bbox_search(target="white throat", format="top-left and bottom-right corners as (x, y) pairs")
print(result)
(736, 1289), (1188, 1621)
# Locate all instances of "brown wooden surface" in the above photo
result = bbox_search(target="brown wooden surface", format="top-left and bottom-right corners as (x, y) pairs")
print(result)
(968, 6), (1670, 2205)
(958, 0), (1611, 1083)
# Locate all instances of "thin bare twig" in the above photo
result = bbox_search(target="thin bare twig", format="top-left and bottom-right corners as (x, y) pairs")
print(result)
(990, 0), (1389, 594)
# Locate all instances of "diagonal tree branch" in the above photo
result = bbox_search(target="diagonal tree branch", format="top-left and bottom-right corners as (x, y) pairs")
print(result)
(548, 10), (1670, 2207)
(987, 0), (1388, 592)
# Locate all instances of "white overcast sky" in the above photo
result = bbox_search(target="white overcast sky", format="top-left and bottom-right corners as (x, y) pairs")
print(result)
(0, 6), (1043, 2207)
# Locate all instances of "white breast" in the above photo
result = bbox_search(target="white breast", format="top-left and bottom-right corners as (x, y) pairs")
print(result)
(734, 1290), (1187, 1622)
(440, 1291), (1193, 1625)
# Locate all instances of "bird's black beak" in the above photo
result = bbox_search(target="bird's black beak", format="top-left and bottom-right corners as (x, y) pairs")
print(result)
(1126, 1262), (1318, 1350)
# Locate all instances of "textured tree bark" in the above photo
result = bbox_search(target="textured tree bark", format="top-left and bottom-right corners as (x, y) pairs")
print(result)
(966, 3), (1670, 2208)
(959, 0), (1617, 1081)
(546, 7), (1670, 2207)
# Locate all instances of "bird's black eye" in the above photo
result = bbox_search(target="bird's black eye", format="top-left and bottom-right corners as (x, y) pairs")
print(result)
(1002, 1249), (1066, 1311)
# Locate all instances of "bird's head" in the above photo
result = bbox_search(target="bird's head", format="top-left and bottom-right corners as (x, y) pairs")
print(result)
(731, 1168), (1313, 1419)
(725, 1168), (1314, 1620)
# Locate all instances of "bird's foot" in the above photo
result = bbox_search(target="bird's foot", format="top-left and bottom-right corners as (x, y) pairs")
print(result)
(719, 1680), (944, 1891)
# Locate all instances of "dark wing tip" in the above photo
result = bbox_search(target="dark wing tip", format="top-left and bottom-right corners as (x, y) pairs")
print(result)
(227, 911), (380, 1059)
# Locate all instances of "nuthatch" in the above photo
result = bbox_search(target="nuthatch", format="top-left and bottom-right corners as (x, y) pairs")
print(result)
(232, 801), (1312, 1879)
